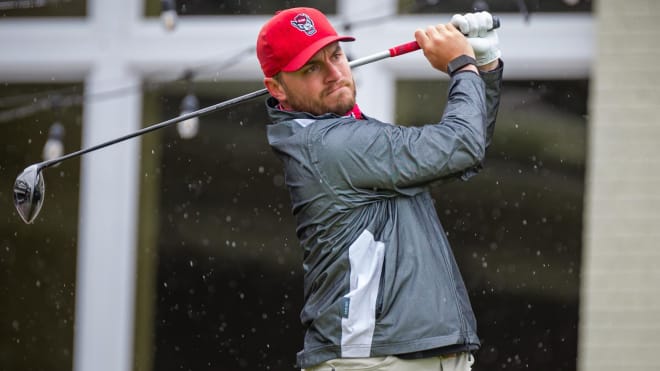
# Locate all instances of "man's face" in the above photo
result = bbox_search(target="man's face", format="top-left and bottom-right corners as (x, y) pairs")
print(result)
(266, 43), (356, 116)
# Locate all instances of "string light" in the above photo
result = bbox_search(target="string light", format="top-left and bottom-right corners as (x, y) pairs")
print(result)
(161, 0), (177, 31)
(42, 121), (65, 164)
(472, 1), (490, 11)
(3, 0), (524, 125)
(176, 69), (199, 139)
(177, 93), (199, 139)
(517, 0), (531, 23)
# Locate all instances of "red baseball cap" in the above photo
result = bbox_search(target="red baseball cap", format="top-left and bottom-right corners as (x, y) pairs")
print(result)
(257, 7), (355, 77)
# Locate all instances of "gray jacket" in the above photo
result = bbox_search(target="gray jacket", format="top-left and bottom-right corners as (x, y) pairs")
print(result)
(266, 66), (503, 368)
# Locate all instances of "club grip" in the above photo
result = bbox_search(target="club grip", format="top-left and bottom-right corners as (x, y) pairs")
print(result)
(388, 15), (501, 58)
(492, 16), (501, 30)
(389, 41), (421, 57)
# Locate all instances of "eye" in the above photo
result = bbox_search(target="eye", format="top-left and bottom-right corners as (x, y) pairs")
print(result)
(303, 64), (320, 74)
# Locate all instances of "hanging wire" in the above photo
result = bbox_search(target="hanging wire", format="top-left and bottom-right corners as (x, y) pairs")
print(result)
(0, 85), (82, 108)
(0, 46), (255, 124)
(0, 0), (509, 123)
(0, 3), (429, 123)
(0, 0), (48, 10)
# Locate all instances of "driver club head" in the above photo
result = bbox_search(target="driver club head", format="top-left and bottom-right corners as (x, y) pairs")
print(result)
(13, 164), (45, 224)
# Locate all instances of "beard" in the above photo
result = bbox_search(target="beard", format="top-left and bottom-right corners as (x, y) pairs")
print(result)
(280, 79), (357, 116)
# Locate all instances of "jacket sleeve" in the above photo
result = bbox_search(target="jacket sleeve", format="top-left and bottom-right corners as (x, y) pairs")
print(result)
(480, 60), (504, 150)
(312, 72), (491, 194)
(450, 60), (504, 181)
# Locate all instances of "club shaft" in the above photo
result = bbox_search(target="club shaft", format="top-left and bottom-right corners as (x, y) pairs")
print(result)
(40, 87), (270, 169)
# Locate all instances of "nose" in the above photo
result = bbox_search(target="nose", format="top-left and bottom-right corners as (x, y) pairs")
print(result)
(324, 62), (342, 82)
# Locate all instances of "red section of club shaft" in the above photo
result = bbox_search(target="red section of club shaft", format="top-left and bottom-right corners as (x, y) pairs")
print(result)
(387, 15), (501, 58)
(388, 41), (420, 58)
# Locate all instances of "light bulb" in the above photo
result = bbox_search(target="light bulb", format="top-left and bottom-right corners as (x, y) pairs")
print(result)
(161, 0), (177, 31)
(177, 117), (199, 139)
(42, 122), (65, 164)
(177, 93), (199, 139)
(472, 0), (489, 11)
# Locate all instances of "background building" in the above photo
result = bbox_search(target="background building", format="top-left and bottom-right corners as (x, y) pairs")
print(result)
(0, 0), (656, 371)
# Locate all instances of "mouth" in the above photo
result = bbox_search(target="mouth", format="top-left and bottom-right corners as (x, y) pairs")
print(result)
(326, 83), (351, 97)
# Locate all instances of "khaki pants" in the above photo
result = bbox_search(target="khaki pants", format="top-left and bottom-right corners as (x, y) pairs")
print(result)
(303, 352), (474, 371)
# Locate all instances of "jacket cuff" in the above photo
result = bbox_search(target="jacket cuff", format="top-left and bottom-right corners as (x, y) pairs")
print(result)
(479, 59), (504, 83)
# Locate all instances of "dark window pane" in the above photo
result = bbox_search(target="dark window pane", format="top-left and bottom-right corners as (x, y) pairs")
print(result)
(145, 0), (335, 16)
(399, 0), (592, 14)
(139, 81), (303, 370)
(1, 0), (86, 17)
(0, 83), (81, 371)
(397, 78), (587, 371)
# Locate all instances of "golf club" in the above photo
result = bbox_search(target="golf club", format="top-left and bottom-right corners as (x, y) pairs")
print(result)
(13, 17), (500, 224)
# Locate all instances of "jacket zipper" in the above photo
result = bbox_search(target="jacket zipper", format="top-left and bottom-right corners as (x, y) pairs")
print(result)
(441, 246), (470, 343)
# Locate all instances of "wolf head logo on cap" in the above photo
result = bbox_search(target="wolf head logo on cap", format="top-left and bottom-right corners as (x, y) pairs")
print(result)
(290, 13), (317, 36)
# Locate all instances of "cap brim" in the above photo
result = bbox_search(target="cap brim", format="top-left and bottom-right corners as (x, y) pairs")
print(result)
(281, 35), (355, 73)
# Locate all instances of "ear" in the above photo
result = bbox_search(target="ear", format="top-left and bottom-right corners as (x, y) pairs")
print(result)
(264, 77), (287, 102)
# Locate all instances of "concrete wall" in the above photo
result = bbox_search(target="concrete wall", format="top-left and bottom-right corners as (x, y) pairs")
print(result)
(580, 0), (660, 370)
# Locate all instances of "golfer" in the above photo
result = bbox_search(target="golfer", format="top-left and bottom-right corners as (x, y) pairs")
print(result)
(257, 7), (503, 371)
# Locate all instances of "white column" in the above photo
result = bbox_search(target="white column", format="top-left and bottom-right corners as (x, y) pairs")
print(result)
(74, 63), (141, 371)
(353, 65), (395, 123)
(579, 1), (660, 370)
(338, 0), (397, 123)
(73, 0), (141, 370)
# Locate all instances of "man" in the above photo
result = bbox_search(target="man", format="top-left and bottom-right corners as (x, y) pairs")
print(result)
(256, 7), (502, 371)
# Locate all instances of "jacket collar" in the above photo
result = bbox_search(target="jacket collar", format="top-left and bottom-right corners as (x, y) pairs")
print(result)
(265, 96), (365, 123)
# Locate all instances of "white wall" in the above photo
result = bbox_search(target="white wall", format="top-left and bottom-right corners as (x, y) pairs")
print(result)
(579, 1), (660, 370)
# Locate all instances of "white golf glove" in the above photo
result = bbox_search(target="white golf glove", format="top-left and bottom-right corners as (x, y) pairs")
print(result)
(451, 11), (501, 66)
